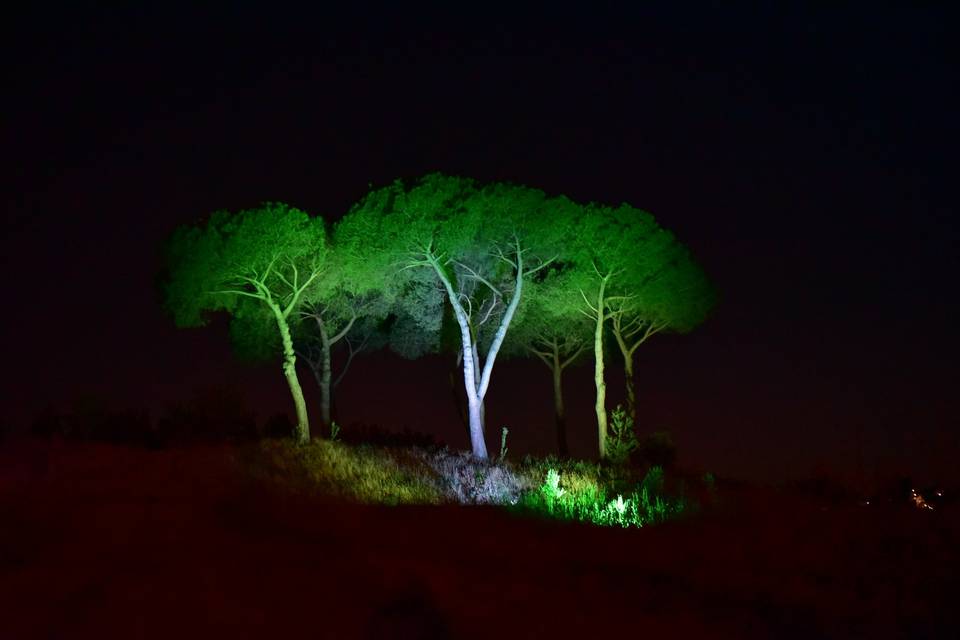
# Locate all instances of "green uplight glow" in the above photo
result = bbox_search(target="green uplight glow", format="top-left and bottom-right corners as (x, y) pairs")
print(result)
(249, 440), (691, 529)
(516, 466), (684, 528)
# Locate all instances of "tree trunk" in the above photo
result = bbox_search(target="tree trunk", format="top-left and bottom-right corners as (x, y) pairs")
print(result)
(462, 344), (489, 458)
(466, 392), (488, 459)
(275, 309), (310, 444)
(319, 327), (333, 429)
(430, 247), (526, 460)
(593, 279), (609, 459)
(456, 310), (488, 459)
(623, 355), (636, 428)
(552, 354), (569, 457)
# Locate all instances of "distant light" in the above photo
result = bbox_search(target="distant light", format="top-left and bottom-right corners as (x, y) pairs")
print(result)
(911, 488), (934, 510)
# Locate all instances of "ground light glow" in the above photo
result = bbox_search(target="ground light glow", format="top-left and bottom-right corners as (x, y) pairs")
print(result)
(517, 466), (684, 528)
(248, 439), (693, 528)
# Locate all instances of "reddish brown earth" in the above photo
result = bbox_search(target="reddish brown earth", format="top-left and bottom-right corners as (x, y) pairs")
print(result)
(1, 439), (957, 639)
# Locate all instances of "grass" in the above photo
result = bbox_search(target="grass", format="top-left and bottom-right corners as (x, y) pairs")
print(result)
(516, 465), (686, 528)
(243, 436), (700, 528)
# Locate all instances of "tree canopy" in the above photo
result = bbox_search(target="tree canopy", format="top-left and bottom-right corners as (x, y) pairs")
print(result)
(162, 177), (714, 461)
(335, 174), (576, 458)
(163, 203), (328, 443)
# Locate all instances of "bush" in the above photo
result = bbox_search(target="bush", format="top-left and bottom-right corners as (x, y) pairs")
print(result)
(419, 448), (533, 505)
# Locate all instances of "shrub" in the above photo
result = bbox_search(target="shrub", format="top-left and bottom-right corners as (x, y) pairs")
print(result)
(419, 448), (533, 505)
(605, 405), (639, 468)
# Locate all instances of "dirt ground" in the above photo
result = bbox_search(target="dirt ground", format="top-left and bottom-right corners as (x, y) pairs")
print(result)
(1, 440), (957, 639)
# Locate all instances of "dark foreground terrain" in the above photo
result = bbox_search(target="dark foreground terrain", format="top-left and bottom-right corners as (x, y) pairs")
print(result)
(1, 440), (957, 639)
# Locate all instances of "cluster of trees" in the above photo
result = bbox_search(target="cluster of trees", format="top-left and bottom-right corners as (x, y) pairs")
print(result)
(163, 174), (714, 459)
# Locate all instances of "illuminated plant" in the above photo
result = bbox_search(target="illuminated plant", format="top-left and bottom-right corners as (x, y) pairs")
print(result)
(605, 405), (639, 468)
(517, 461), (685, 528)
(540, 468), (566, 514)
(163, 204), (327, 444)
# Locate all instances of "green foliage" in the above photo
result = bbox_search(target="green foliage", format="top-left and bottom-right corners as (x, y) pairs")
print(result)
(499, 427), (509, 461)
(336, 174), (580, 361)
(605, 405), (639, 467)
(243, 437), (697, 529)
(163, 203), (328, 328)
(517, 465), (686, 528)
(330, 421), (341, 441)
(640, 465), (665, 496)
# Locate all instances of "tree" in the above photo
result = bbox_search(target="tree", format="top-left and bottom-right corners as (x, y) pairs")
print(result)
(227, 277), (391, 432)
(568, 203), (676, 459)
(163, 203), (327, 444)
(335, 174), (571, 458)
(298, 246), (394, 429)
(506, 266), (592, 456)
(607, 248), (715, 426)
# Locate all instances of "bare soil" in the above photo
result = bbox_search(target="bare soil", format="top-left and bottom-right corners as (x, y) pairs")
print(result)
(1, 440), (956, 639)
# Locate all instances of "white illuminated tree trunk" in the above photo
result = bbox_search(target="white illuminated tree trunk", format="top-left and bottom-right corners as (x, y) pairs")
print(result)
(426, 246), (527, 460)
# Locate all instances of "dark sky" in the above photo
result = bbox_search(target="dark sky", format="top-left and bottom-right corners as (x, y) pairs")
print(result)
(3, 4), (957, 485)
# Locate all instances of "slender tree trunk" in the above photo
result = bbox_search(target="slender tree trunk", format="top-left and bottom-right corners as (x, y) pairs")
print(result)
(593, 278), (609, 459)
(552, 352), (569, 457)
(612, 324), (638, 427)
(319, 326), (333, 429)
(623, 355), (636, 427)
(274, 309), (310, 444)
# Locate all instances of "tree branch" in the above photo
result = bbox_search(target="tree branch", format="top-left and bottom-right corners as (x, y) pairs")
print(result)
(333, 333), (369, 389)
(627, 319), (668, 357)
(328, 311), (358, 345)
(527, 346), (554, 370)
(560, 344), (586, 370)
(211, 288), (267, 301)
(522, 255), (557, 278)
(452, 260), (503, 298)
(578, 288), (598, 315)
(492, 245), (517, 270)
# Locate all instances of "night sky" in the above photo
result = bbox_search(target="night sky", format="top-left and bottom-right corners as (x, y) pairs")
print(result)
(3, 5), (956, 486)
